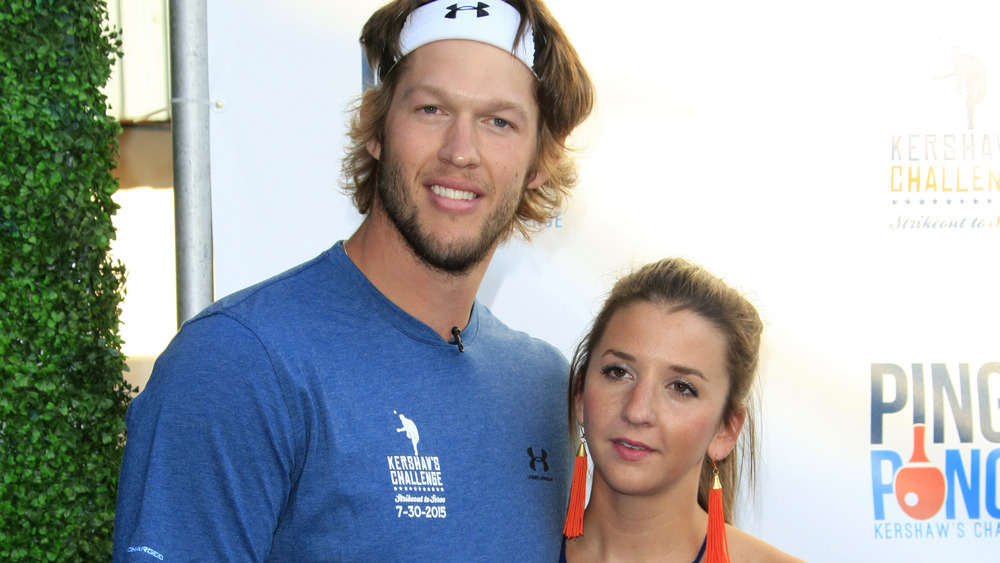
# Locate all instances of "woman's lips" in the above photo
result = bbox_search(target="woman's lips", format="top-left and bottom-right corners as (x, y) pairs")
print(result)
(613, 438), (653, 461)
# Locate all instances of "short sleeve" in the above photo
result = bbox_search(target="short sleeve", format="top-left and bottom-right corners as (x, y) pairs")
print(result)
(113, 313), (298, 562)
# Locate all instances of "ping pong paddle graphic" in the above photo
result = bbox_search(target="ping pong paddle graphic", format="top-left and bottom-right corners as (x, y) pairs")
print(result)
(894, 424), (946, 520)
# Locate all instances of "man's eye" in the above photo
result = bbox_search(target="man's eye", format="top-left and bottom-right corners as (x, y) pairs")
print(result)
(421, 106), (439, 114)
(491, 117), (510, 128)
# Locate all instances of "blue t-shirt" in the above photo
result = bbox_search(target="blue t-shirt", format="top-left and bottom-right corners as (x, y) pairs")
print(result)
(113, 243), (570, 561)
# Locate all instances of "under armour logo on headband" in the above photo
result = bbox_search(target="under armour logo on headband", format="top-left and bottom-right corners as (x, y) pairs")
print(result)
(364, 0), (535, 88)
(445, 3), (490, 19)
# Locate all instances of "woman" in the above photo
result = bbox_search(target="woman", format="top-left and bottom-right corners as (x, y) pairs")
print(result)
(562, 258), (803, 562)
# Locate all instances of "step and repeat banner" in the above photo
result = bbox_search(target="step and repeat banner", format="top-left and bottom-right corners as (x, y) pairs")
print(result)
(205, 1), (999, 559)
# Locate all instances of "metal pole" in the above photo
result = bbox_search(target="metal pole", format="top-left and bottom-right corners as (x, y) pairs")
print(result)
(169, 0), (214, 326)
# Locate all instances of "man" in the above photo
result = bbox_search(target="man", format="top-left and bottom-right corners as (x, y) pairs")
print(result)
(113, 0), (594, 560)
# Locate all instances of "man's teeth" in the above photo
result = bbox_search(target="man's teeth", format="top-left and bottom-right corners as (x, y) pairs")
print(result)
(431, 185), (477, 201)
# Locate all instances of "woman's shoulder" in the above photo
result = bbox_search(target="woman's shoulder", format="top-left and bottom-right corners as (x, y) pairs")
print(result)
(725, 524), (807, 563)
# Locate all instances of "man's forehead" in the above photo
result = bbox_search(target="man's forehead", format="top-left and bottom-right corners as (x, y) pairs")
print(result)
(395, 40), (539, 111)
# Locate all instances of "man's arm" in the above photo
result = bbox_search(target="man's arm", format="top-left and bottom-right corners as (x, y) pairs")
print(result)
(113, 314), (298, 561)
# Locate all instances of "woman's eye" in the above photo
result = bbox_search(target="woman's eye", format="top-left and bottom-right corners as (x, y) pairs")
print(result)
(490, 117), (510, 128)
(670, 380), (699, 397)
(420, 105), (439, 114)
(600, 364), (630, 380)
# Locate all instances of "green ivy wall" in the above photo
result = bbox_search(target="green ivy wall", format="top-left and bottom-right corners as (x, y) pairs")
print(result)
(0, 0), (132, 559)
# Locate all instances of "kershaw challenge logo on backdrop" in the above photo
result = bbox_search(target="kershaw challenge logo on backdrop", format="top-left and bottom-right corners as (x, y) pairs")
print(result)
(387, 411), (448, 520)
(870, 363), (1000, 540)
(527, 216), (565, 230)
(888, 47), (998, 231)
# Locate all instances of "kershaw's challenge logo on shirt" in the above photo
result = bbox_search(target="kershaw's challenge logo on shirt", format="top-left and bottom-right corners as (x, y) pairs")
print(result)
(388, 411), (447, 519)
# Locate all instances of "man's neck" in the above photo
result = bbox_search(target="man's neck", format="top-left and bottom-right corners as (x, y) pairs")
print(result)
(344, 214), (493, 342)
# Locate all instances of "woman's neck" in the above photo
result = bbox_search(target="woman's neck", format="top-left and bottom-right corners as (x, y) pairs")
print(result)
(566, 482), (708, 563)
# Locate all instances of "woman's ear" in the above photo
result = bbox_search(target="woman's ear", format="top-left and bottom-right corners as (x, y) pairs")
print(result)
(708, 407), (746, 461)
(574, 386), (585, 428)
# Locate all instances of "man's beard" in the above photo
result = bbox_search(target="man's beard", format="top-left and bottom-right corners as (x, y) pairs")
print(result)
(375, 147), (524, 276)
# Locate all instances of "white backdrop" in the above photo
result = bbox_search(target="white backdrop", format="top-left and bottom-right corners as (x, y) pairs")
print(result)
(206, 1), (1000, 560)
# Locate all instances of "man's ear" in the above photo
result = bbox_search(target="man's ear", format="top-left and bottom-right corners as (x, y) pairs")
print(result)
(362, 91), (381, 160)
(708, 407), (746, 462)
(526, 148), (558, 191)
(366, 137), (382, 161)
(525, 167), (548, 191)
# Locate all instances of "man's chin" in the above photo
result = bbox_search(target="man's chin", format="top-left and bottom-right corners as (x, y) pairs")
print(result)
(407, 235), (495, 276)
(414, 247), (487, 276)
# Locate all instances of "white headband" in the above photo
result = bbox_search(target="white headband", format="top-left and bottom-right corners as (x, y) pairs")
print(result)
(398, 1), (535, 74)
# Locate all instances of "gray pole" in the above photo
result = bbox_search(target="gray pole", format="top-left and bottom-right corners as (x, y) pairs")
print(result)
(169, 0), (214, 326)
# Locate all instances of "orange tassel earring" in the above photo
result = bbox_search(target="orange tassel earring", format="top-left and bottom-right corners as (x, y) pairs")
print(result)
(706, 459), (730, 563)
(563, 434), (587, 538)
